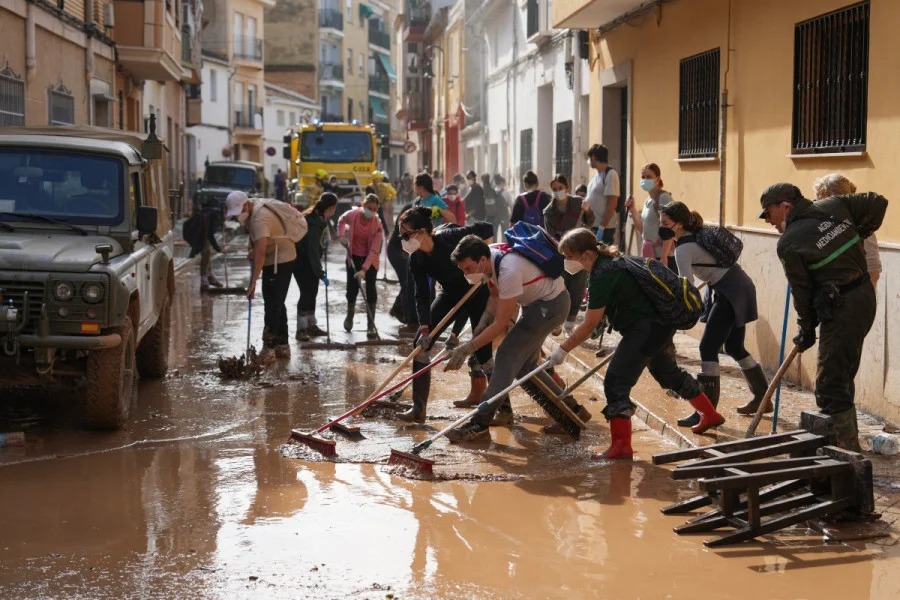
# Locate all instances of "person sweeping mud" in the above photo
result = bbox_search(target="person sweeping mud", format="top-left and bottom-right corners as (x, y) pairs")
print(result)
(441, 235), (592, 441)
(396, 208), (495, 423)
(658, 201), (769, 424)
(549, 229), (725, 459)
(294, 193), (337, 342)
(338, 194), (384, 339)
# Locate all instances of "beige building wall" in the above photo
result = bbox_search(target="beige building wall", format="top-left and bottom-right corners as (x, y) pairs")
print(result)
(264, 0), (319, 100)
(343, 0), (371, 123)
(584, 0), (899, 422)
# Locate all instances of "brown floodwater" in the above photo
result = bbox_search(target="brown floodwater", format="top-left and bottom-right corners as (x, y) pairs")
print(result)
(1, 255), (898, 599)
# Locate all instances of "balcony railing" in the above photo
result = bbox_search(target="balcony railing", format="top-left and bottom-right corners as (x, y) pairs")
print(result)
(320, 112), (344, 123)
(320, 9), (344, 31)
(320, 63), (344, 82)
(370, 25), (390, 50)
(233, 38), (263, 61)
(368, 75), (390, 95)
(234, 105), (263, 129)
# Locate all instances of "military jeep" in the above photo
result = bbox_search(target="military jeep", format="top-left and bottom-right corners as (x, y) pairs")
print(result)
(0, 120), (175, 429)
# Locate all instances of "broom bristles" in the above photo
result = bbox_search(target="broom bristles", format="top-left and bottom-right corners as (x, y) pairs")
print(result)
(387, 449), (435, 476)
(290, 430), (338, 457)
(520, 381), (582, 439)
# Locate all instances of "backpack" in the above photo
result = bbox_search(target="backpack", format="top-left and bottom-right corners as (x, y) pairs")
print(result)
(182, 213), (203, 250)
(690, 226), (743, 268)
(493, 221), (564, 281)
(518, 191), (546, 227)
(262, 201), (308, 243)
(593, 255), (703, 330)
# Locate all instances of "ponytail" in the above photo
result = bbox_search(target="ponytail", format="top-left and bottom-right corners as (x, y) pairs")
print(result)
(558, 228), (621, 259)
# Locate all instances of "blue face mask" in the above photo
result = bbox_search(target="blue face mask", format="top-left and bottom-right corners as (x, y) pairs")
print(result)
(640, 178), (656, 192)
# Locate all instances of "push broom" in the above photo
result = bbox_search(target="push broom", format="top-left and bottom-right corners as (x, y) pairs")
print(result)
(387, 360), (555, 477)
(290, 282), (483, 455)
(290, 349), (452, 456)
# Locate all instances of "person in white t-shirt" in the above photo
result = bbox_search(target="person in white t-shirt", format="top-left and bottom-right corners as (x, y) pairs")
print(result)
(584, 144), (620, 245)
(441, 235), (592, 441)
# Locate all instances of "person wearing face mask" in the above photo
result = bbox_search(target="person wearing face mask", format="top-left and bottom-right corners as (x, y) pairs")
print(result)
(659, 202), (767, 426)
(225, 190), (300, 362)
(441, 235), (592, 442)
(625, 163), (676, 269)
(394, 208), (495, 422)
(510, 170), (552, 227)
(549, 228), (725, 458)
(414, 173), (456, 226)
(465, 170), (485, 221)
(443, 184), (467, 226)
(759, 183), (887, 451)
(337, 194), (385, 339)
(293, 193), (337, 342)
(544, 174), (594, 335)
(584, 144), (620, 244)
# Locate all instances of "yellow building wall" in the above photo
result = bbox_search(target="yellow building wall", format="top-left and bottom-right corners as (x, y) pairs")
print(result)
(588, 0), (900, 422)
(343, 0), (372, 123)
(590, 0), (897, 240)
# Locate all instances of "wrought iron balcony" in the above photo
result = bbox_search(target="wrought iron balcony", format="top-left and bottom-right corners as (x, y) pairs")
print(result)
(370, 25), (390, 50)
(320, 9), (344, 31)
(233, 38), (263, 61)
(320, 63), (344, 82)
(368, 75), (390, 95)
(234, 105), (263, 129)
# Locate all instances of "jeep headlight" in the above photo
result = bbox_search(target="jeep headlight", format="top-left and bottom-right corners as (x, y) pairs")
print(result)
(53, 281), (75, 302)
(82, 282), (104, 303)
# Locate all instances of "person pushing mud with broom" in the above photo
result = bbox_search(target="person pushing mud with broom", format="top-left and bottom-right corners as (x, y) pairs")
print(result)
(395, 207), (496, 423)
(441, 234), (592, 442)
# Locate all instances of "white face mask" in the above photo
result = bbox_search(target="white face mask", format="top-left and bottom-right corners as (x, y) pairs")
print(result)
(553, 190), (568, 201)
(464, 261), (486, 285)
(362, 208), (375, 219)
(564, 258), (584, 274)
(401, 234), (421, 254)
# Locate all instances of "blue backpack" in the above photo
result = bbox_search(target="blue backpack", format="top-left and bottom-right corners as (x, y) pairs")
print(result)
(493, 221), (564, 281)
(518, 191), (547, 227)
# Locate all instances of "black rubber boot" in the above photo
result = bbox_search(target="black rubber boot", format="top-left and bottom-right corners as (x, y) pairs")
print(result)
(366, 303), (378, 339)
(343, 305), (355, 332)
(678, 375), (720, 427)
(736, 364), (772, 415)
(830, 408), (862, 452)
(398, 361), (429, 424)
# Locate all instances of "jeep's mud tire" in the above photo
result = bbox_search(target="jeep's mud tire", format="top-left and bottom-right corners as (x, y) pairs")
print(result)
(136, 298), (170, 378)
(84, 317), (136, 430)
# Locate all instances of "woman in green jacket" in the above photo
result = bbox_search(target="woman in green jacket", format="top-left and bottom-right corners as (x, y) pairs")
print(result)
(294, 193), (337, 341)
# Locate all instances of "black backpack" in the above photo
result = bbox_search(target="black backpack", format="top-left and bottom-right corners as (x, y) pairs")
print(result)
(593, 255), (703, 330)
(690, 226), (743, 268)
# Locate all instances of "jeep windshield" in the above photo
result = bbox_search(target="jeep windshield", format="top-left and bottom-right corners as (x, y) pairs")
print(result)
(204, 165), (257, 189)
(300, 131), (374, 163)
(0, 149), (124, 226)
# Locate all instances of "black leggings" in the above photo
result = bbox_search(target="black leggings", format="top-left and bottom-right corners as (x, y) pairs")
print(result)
(698, 294), (750, 363)
(346, 255), (377, 305)
(293, 256), (320, 312)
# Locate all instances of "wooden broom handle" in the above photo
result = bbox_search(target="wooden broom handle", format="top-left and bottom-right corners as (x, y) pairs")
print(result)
(745, 344), (800, 438)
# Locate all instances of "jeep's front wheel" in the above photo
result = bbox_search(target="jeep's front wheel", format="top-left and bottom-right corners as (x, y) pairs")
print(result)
(136, 298), (170, 378)
(84, 317), (136, 430)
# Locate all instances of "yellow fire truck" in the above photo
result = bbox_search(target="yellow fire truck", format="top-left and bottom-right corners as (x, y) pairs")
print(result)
(283, 122), (378, 209)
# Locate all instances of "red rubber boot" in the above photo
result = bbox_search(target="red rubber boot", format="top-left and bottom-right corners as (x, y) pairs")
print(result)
(593, 417), (633, 460)
(689, 393), (726, 434)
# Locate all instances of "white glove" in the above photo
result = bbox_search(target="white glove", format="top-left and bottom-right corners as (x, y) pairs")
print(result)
(473, 311), (495, 336)
(548, 346), (568, 368)
(445, 341), (475, 371)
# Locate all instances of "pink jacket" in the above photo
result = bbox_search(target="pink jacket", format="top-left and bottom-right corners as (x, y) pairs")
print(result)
(338, 207), (383, 271)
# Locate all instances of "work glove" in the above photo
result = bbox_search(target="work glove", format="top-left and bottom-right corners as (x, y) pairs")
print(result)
(793, 328), (817, 352)
(444, 332), (460, 350)
(548, 346), (568, 368)
(355, 270), (366, 281)
(473, 311), (495, 337)
(414, 325), (432, 351)
(320, 275), (329, 287)
(445, 340), (475, 371)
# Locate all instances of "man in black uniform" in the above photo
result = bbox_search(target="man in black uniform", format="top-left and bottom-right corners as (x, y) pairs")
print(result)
(396, 207), (495, 422)
(759, 183), (888, 450)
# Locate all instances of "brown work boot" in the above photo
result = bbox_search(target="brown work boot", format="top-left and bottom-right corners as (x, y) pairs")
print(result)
(736, 364), (773, 415)
(453, 374), (487, 408)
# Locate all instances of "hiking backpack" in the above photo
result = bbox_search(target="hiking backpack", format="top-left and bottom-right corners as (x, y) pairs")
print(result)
(518, 191), (546, 227)
(263, 201), (308, 243)
(492, 221), (564, 280)
(690, 226), (743, 268)
(593, 255), (704, 330)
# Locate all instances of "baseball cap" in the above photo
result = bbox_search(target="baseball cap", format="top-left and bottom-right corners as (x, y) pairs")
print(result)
(225, 191), (249, 218)
(758, 183), (802, 219)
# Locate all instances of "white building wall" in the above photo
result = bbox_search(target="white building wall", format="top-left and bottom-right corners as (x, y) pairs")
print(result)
(187, 59), (232, 181)
(262, 92), (320, 188)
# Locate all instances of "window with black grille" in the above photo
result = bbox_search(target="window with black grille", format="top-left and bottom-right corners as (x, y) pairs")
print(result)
(555, 121), (573, 181)
(520, 129), (533, 176)
(526, 0), (540, 39)
(0, 65), (25, 127)
(792, 1), (870, 154)
(678, 49), (720, 159)
(48, 83), (74, 126)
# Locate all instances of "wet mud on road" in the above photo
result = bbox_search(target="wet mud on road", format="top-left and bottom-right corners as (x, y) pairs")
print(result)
(1, 255), (899, 599)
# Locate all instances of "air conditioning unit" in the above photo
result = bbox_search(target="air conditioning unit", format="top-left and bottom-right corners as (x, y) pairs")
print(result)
(526, 0), (553, 44)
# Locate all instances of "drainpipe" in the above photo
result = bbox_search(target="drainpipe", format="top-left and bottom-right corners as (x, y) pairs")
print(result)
(25, 4), (36, 81)
(718, 0), (733, 227)
(510, 0), (518, 184)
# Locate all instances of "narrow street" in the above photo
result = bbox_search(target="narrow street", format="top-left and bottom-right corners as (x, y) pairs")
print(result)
(0, 250), (897, 599)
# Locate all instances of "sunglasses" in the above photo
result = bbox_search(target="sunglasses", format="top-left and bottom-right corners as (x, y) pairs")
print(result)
(399, 228), (420, 241)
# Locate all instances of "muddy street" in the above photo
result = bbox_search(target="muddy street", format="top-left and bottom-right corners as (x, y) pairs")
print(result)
(1, 254), (899, 599)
